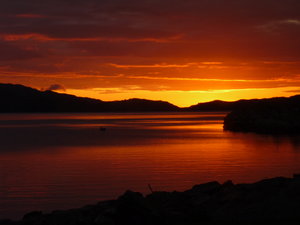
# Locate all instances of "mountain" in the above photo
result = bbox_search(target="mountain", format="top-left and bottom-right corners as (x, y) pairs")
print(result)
(1, 83), (300, 115)
(0, 83), (179, 112)
(187, 100), (235, 111)
(187, 96), (300, 111)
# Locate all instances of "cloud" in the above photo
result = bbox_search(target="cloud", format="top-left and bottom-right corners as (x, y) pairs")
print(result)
(15, 14), (46, 18)
(284, 89), (300, 93)
(258, 19), (300, 33)
(44, 84), (65, 91)
(0, 0), (299, 41)
(1, 0), (300, 60)
(127, 75), (297, 83)
(1, 0), (300, 99)
(108, 63), (196, 68)
(0, 40), (41, 61)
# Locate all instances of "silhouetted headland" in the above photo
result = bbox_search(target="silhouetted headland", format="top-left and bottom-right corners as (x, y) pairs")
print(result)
(0, 83), (179, 112)
(2, 176), (300, 225)
(224, 95), (300, 134)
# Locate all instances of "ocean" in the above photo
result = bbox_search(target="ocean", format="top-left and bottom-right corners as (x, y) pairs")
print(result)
(0, 112), (299, 219)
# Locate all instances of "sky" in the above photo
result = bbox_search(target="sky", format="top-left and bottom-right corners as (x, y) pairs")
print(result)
(1, 0), (300, 106)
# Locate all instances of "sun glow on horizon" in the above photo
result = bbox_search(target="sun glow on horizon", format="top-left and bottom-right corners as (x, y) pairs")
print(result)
(1, 0), (300, 108)
(61, 86), (300, 107)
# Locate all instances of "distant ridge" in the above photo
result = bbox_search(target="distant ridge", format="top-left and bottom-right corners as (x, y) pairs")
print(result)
(1, 83), (300, 113)
(0, 83), (179, 112)
(187, 96), (300, 111)
(187, 100), (235, 111)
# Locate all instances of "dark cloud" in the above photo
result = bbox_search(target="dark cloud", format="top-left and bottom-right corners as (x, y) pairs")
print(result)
(285, 89), (300, 93)
(44, 84), (65, 91)
(0, 0), (299, 61)
(0, 40), (41, 60)
(69, 37), (300, 60)
(1, 0), (300, 80)
(1, 0), (300, 40)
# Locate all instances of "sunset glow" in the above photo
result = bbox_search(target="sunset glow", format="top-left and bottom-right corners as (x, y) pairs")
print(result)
(1, 0), (300, 106)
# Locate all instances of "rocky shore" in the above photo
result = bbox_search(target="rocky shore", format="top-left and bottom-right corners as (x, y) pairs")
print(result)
(2, 176), (300, 225)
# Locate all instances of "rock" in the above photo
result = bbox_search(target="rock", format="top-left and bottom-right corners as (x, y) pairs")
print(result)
(222, 180), (234, 188)
(293, 173), (300, 179)
(22, 211), (43, 221)
(115, 190), (155, 225)
(117, 190), (144, 203)
(94, 215), (115, 225)
(22, 211), (43, 225)
(145, 191), (172, 206)
(4, 176), (300, 224)
(190, 181), (221, 194)
(0, 219), (15, 225)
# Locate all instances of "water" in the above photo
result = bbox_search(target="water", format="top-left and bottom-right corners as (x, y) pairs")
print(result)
(0, 112), (300, 219)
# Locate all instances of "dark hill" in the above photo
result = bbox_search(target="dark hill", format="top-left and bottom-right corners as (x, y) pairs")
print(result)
(0, 83), (179, 112)
(187, 100), (235, 111)
(223, 95), (300, 134)
(187, 98), (282, 111)
(105, 98), (179, 112)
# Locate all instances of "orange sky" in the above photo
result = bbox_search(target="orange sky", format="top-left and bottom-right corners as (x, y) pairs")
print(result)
(1, 0), (300, 106)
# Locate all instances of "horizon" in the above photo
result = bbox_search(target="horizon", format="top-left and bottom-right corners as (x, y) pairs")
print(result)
(1, 0), (300, 106)
(3, 82), (299, 108)
(60, 86), (299, 107)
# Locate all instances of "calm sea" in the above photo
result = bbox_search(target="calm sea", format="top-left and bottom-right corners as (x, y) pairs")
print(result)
(0, 112), (300, 219)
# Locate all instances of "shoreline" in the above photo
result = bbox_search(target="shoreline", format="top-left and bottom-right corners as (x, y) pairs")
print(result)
(2, 175), (300, 225)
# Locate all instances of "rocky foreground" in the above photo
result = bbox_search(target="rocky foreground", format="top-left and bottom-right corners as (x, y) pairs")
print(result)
(2, 176), (300, 225)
